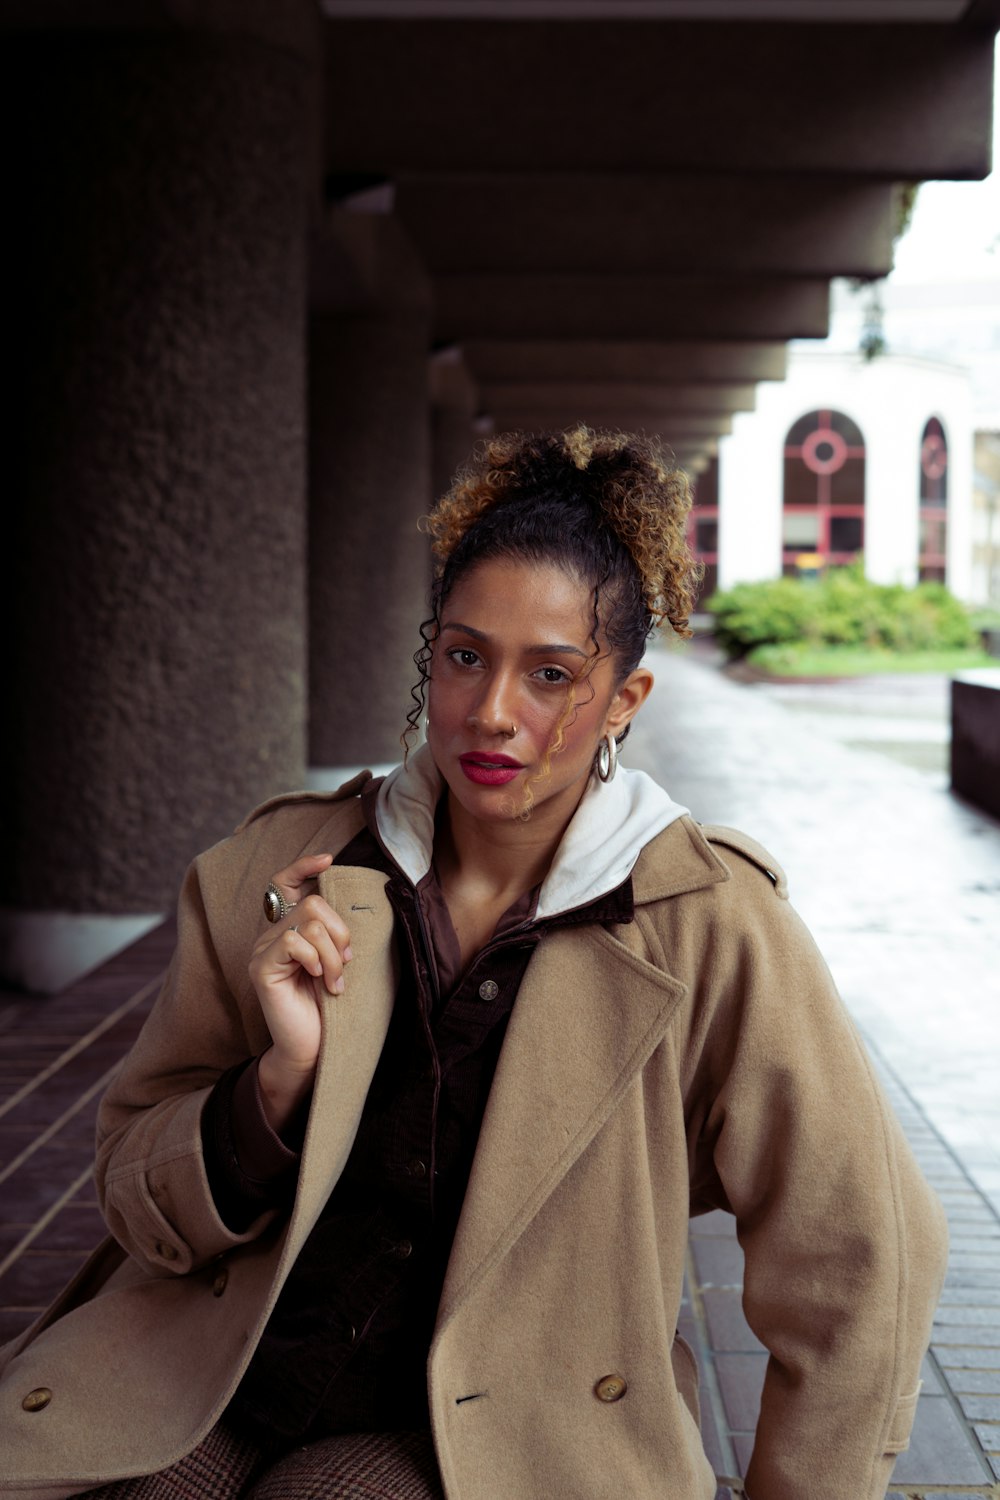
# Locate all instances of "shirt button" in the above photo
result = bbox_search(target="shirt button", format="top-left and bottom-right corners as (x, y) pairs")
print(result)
(22, 1388), (52, 1412)
(212, 1269), (229, 1297)
(407, 1158), (427, 1179)
(594, 1374), (627, 1403)
(155, 1241), (178, 1262)
(478, 979), (499, 1001)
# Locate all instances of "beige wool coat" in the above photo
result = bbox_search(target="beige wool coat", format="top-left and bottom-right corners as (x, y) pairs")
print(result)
(0, 774), (948, 1500)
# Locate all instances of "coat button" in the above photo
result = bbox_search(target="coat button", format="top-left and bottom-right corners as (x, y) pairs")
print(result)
(155, 1241), (178, 1262)
(212, 1269), (229, 1297)
(594, 1374), (627, 1402)
(478, 979), (499, 1001)
(406, 1158), (427, 1179)
(394, 1239), (413, 1260)
(22, 1388), (53, 1412)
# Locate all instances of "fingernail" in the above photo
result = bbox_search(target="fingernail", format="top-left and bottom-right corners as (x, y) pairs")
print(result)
(334, 976), (345, 994)
(343, 946), (353, 963)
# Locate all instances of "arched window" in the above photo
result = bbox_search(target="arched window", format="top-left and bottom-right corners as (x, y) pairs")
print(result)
(918, 416), (948, 583)
(688, 457), (719, 602)
(782, 409), (866, 574)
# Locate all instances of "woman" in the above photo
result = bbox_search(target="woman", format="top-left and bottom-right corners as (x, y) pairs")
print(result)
(1, 427), (947, 1500)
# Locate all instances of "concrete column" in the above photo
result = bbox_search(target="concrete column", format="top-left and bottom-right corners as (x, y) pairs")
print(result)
(4, 1), (320, 992)
(308, 208), (433, 780)
(430, 345), (488, 502)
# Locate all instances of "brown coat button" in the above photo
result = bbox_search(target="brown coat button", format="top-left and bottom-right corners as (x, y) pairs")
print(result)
(155, 1241), (178, 1262)
(594, 1374), (627, 1402)
(212, 1269), (229, 1297)
(22, 1388), (53, 1412)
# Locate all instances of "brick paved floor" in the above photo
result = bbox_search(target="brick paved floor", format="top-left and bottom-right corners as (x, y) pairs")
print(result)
(1, 643), (997, 1495)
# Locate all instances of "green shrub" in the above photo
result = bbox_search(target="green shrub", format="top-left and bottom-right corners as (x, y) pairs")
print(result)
(704, 578), (816, 657)
(705, 569), (977, 659)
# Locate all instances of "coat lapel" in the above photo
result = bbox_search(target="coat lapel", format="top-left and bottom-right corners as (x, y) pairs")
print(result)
(436, 922), (687, 1327)
(279, 865), (399, 1269)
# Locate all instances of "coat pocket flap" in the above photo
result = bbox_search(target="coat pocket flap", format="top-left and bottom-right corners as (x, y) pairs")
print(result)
(884, 1384), (921, 1454)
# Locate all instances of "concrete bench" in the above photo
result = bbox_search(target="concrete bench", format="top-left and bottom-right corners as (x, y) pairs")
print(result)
(950, 671), (1000, 820)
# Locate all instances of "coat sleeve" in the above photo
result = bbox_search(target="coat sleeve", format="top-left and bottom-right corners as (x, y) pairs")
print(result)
(685, 855), (948, 1500)
(94, 840), (277, 1276)
(94, 794), (362, 1277)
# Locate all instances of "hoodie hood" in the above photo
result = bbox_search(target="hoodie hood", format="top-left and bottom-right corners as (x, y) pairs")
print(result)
(374, 741), (689, 921)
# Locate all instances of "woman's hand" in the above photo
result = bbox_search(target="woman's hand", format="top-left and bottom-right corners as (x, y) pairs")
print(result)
(248, 853), (352, 1132)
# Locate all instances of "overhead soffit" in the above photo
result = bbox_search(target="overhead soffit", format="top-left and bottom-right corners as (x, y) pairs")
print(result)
(319, 0), (998, 464)
(320, 1), (984, 19)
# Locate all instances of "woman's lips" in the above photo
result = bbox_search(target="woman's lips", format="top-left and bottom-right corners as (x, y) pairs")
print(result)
(458, 753), (524, 786)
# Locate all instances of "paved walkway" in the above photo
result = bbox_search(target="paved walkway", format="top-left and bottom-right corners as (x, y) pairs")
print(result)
(0, 644), (998, 1495)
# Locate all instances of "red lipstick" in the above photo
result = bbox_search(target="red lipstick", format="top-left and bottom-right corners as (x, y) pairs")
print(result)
(458, 752), (523, 786)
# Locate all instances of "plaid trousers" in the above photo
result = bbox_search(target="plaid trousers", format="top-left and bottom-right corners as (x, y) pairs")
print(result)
(77, 1424), (444, 1500)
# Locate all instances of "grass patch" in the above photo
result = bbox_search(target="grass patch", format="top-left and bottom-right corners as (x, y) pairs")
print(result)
(746, 643), (998, 677)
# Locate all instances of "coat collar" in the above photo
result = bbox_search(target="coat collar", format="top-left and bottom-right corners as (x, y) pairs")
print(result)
(278, 865), (398, 1270)
(631, 812), (733, 905)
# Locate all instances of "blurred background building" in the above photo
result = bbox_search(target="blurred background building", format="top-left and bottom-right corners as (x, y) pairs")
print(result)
(5, 0), (999, 992)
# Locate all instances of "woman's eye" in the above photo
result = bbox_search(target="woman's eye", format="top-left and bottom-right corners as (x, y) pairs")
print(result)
(448, 648), (482, 668)
(534, 666), (571, 685)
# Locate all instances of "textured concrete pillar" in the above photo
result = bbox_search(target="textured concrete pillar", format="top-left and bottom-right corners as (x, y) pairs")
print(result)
(4, 2), (320, 992)
(308, 210), (433, 776)
(430, 345), (487, 503)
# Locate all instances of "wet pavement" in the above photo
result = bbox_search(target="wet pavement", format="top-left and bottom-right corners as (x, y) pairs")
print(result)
(1, 643), (998, 1495)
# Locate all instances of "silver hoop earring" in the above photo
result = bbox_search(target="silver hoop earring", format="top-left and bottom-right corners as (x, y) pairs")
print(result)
(596, 732), (619, 783)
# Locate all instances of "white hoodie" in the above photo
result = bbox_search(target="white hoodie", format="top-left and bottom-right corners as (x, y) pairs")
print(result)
(375, 741), (689, 921)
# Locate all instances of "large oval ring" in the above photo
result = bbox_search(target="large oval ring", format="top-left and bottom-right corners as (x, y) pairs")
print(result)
(263, 881), (297, 924)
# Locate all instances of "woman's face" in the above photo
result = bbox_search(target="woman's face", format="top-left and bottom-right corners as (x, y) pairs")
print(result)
(426, 556), (653, 832)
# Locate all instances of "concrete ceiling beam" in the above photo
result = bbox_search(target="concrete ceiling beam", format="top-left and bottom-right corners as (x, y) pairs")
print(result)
(462, 339), (790, 383)
(485, 408), (735, 437)
(324, 20), (995, 179)
(321, 3), (985, 16)
(394, 174), (901, 278)
(434, 274), (830, 341)
(481, 381), (758, 413)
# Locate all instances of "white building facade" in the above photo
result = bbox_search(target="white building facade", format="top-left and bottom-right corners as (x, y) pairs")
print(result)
(706, 349), (975, 600)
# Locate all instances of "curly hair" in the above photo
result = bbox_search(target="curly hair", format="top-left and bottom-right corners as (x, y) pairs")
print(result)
(406, 424), (701, 809)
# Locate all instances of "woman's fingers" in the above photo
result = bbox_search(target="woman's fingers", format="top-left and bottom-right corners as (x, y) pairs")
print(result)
(286, 915), (347, 994)
(253, 892), (353, 987)
(264, 852), (335, 921)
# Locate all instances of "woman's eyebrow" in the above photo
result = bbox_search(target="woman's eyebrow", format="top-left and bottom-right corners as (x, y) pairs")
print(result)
(440, 620), (588, 658)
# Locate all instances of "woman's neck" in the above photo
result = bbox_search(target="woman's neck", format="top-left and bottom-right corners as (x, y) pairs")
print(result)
(434, 788), (580, 904)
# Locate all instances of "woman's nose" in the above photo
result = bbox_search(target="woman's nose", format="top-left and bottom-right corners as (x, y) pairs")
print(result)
(467, 675), (518, 737)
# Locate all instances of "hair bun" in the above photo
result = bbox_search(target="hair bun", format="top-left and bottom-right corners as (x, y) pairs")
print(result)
(425, 424), (699, 635)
